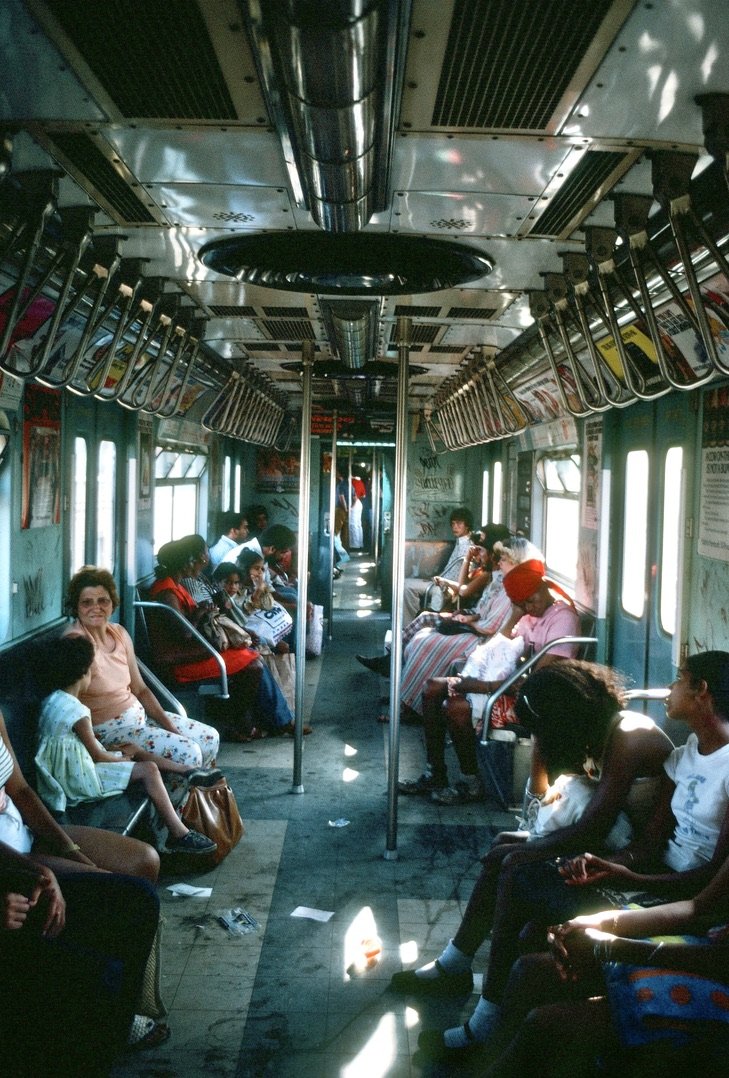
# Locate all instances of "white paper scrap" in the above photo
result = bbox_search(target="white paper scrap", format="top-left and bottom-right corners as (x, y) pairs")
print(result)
(291, 906), (334, 922)
(328, 818), (350, 828)
(167, 883), (213, 898)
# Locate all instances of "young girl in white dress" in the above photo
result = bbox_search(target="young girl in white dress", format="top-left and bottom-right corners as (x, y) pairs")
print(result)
(35, 636), (220, 855)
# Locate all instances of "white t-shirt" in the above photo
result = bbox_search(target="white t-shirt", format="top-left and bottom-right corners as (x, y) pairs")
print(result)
(663, 732), (729, 872)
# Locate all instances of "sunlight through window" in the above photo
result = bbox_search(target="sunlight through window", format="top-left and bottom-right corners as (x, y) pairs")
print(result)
(342, 906), (381, 981)
(342, 767), (359, 782)
(344, 744), (357, 757)
(355, 609), (374, 618)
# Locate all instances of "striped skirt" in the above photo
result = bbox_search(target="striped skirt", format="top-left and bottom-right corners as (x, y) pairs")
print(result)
(400, 628), (481, 714)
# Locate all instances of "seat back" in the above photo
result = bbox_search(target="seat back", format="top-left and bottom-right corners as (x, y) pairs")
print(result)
(132, 582), (229, 702)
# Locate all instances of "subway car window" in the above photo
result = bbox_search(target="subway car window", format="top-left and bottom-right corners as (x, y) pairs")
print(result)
(492, 461), (503, 523)
(621, 450), (650, 619)
(95, 440), (116, 572)
(70, 436), (87, 574)
(660, 447), (684, 636)
(153, 447), (207, 550)
(538, 453), (580, 584)
(234, 463), (241, 512)
(222, 454), (231, 511)
(481, 469), (489, 525)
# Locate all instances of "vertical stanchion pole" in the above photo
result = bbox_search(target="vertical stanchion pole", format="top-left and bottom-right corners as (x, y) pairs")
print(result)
(384, 316), (411, 858)
(328, 411), (337, 640)
(370, 448), (379, 572)
(292, 339), (314, 794)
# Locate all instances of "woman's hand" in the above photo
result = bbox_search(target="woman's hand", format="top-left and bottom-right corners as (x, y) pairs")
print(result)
(116, 742), (139, 760)
(446, 676), (465, 697)
(2, 890), (37, 931)
(547, 922), (600, 982)
(558, 852), (634, 886)
(37, 870), (66, 938)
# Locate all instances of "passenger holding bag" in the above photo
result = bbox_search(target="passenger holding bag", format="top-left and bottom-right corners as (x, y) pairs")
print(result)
(231, 550), (293, 650)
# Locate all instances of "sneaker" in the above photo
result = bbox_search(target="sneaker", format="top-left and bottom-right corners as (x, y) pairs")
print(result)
(398, 772), (445, 795)
(167, 830), (217, 855)
(187, 767), (224, 787)
(390, 966), (473, 997)
(431, 780), (483, 805)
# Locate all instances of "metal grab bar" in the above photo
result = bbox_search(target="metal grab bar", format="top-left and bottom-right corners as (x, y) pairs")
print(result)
(35, 239), (124, 390)
(479, 636), (598, 745)
(133, 599), (229, 698)
(651, 150), (729, 378)
(529, 292), (593, 418)
(0, 172), (58, 369)
(543, 274), (612, 414)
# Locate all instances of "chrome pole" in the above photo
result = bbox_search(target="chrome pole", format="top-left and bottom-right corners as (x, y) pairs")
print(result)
(292, 339), (314, 794)
(328, 409), (337, 640)
(385, 316), (410, 859)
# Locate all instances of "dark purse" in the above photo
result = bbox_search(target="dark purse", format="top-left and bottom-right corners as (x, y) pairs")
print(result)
(436, 617), (478, 636)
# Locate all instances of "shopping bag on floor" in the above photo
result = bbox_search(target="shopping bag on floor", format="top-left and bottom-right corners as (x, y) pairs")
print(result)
(306, 603), (324, 656)
(261, 650), (296, 714)
(180, 779), (244, 864)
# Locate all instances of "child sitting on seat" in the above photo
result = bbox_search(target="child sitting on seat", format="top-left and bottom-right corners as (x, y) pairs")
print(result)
(34, 635), (220, 855)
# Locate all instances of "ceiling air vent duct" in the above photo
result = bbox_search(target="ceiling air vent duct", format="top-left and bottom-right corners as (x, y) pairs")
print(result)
(320, 300), (380, 369)
(243, 0), (411, 231)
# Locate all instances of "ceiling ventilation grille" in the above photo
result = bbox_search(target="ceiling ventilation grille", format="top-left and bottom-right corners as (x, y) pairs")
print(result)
(447, 306), (499, 319)
(263, 307), (310, 318)
(48, 132), (155, 223)
(388, 323), (440, 346)
(44, 0), (237, 119)
(433, 0), (614, 130)
(261, 319), (315, 341)
(244, 342), (280, 351)
(429, 345), (466, 354)
(208, 305), (257, 317)
(394, 305), (442, 317)
(530, 150), (630, 236)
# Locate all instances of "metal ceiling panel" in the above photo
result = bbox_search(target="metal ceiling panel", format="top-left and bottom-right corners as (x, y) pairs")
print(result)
(393, 191), (534, 237)
(103, 129), (289, 187)
(146, 184), (296, 229)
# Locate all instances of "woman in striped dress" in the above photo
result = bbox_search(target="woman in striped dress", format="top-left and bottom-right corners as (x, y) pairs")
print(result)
(399, 538), (542, 715)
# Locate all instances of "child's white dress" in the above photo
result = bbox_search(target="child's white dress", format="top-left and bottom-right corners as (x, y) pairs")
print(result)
(35, 689), (134, 812)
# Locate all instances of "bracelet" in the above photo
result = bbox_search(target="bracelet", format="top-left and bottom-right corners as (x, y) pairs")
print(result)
(592, 937), (614, 963)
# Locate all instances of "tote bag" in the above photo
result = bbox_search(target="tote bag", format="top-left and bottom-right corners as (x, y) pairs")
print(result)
(306, 604), (324, 656)
(244, 602), (293, 647)
(261, 650), (296, 714)
(180, 779), (244, 865)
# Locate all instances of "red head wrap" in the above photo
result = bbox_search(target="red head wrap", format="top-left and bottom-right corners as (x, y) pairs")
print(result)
(503, 559), (547, 603)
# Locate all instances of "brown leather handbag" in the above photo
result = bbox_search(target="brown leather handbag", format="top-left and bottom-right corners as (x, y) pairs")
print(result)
(180, 779), (244, 864)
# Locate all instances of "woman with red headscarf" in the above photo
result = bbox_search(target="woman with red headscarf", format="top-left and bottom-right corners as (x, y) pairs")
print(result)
(398, 557), (580, 804)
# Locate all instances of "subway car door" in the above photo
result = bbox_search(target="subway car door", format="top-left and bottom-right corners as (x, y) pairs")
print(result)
(64, 394), (129, 580)
(607, 393), (694, 695)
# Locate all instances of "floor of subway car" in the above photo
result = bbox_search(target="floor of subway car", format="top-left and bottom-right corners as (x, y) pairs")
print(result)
(112, 554), (516, 1078)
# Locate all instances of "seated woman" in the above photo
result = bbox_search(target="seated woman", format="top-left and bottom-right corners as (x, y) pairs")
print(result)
(397, 535), (541, 715)
(355, 524), (513, 680)
(0, 707), (161, 1075)
(217, 550), (292, 654)
(398, 555), (581, 802)
(35, 635), (218, 855)
(150, 537), (299, 738)
(428, 861), (729, 1074)
(412, 651), (729, 1061)
(65, 565), (220, 767)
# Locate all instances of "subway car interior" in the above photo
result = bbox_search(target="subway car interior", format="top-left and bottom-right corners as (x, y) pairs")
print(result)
(2, 1), (729, 1075)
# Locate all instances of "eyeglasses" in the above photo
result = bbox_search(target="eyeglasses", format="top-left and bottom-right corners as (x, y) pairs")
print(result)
(79, 596), (113, 609)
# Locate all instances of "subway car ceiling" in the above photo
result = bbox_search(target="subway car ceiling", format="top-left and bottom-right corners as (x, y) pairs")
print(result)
(2, 0), (729, 445)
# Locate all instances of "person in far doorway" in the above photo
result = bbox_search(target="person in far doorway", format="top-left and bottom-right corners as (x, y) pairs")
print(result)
(246, 505), (269, 539)
(208, 512), (249, 569)
(349, 474), (366, 550)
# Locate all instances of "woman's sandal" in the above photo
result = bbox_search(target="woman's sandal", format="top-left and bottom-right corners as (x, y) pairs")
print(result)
(127, 1016), (171, 1051)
